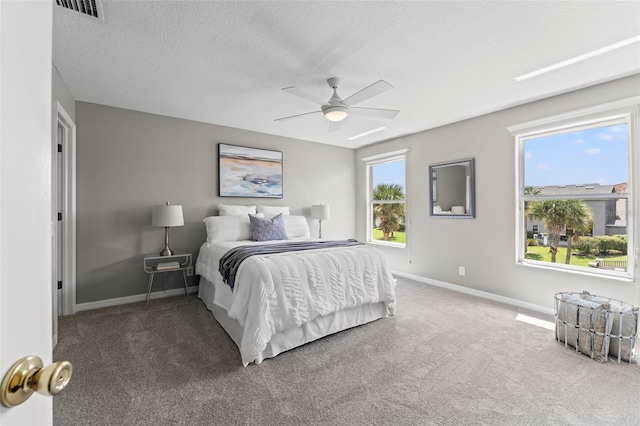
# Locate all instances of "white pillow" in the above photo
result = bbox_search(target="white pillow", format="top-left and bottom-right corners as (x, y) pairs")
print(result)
(257, 205), (290, 218)
(217, 203), (256, 216)
(282, 215), (310, 238)
(203, 214), (262, 243)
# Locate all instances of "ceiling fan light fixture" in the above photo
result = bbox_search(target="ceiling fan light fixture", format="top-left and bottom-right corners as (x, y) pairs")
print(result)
(322, 105), (348, 122)
(277, 78), (398, 126)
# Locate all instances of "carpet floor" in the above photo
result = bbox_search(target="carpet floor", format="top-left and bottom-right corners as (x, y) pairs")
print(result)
(54, 277), (640, 425)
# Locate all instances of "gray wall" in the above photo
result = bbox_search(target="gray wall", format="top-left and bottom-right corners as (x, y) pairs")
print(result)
(75, 102), (356, 304)
(356, 75), (640, 309)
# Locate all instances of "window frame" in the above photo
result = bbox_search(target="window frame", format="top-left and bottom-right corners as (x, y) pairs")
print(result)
(362, 149), (409, 248)
(509, 97), (639, 280)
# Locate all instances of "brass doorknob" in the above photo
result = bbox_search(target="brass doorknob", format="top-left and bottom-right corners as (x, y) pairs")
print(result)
(0, 356), (73, 407)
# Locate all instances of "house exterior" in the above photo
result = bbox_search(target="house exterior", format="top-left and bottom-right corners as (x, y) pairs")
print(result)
(527, 183), (627, 238)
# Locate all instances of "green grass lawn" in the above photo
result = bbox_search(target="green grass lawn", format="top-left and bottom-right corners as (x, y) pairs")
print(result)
(525, 245), (626, 267)
(372, 228), (406, 244)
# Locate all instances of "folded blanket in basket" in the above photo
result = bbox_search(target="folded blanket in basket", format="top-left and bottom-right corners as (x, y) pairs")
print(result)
(580, 292), (638, 362)
(556, 293), (611, 362)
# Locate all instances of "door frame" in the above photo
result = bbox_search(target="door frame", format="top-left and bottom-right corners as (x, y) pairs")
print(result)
(55, 102), (77, 318)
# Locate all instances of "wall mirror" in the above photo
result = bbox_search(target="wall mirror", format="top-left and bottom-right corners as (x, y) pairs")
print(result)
(429, 158), (475, 218)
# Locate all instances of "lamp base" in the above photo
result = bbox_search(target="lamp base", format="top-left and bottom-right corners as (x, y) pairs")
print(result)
(159, 246), (174, 256)
(160, 227), (173, 256)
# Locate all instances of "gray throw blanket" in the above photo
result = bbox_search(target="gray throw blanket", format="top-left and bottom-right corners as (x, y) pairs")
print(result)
(219, 239), (363, 290)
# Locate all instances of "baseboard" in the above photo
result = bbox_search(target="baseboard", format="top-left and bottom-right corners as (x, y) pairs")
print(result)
(73, 274), (553, 316)
(74, 286), (199, 312)
(391, 270), (554, 316)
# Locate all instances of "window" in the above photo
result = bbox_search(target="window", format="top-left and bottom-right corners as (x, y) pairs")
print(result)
(510, 98), (638, 279)
(363, 150), (408, 247)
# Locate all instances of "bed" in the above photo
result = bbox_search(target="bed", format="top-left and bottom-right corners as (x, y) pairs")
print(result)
(195, 206), (396, 366)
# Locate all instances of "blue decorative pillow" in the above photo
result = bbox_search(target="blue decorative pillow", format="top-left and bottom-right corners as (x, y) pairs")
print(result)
(249, 213), (289, 242)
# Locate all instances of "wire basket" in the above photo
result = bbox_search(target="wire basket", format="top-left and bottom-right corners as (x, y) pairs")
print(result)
(554, 291), (638, 363)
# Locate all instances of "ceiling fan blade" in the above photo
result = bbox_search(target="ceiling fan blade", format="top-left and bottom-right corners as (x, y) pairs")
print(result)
(342, 80), (393, 107)
(281, 86), (326, 106)
(349, 107), (400, 119)
(274, 111), (322, 122)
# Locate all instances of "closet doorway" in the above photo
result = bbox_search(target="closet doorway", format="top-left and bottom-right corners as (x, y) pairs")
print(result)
(53, 102), (77, 347)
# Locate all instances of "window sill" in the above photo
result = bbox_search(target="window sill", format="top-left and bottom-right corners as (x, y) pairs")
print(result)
(517, 259), (633, 282)
(367, 240), (406, 249)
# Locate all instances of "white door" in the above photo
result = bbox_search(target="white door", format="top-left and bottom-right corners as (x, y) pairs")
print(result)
(0, 1), (55, 424)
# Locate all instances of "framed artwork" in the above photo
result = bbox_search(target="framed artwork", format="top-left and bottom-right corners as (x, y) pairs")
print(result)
(218, 143), (283, 198)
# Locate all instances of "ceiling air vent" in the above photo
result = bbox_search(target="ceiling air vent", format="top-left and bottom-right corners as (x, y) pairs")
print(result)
(56, 0), (101, 20)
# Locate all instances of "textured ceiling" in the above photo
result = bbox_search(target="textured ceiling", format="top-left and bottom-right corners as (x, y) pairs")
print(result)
(53, 1), (640, 149)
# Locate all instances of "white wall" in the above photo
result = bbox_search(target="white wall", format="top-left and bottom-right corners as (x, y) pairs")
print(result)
(356, 75), (640, 310)
(75, 102), (356, 304)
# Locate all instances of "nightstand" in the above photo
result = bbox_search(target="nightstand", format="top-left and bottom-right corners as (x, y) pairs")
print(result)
(143, 252), (193, 306)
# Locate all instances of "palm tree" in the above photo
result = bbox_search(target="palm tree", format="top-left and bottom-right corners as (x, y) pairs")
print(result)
(526, 200), (593, 263)
(523, 186), (542, 253)
(562, 202), (593, 264)
(372, 183), (405, 241)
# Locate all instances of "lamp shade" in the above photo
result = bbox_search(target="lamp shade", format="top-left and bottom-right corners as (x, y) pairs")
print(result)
(152, 202), (184, 227)
(311, 204), (330, 221)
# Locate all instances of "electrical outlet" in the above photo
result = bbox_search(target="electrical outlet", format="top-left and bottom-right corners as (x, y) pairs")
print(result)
(458, 266), (466, 276)
(186, 267), (194, 277)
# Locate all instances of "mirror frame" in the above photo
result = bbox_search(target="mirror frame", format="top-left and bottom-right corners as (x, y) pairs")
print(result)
(429, 157), (475, 219)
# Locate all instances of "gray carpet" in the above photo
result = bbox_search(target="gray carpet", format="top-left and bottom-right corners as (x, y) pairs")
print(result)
(54, 277), (640, 425)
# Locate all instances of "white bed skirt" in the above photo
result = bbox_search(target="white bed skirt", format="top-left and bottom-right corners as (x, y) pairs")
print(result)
(198, 276), (390, 365)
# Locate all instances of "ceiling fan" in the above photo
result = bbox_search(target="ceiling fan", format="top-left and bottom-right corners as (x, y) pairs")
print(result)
(275, 78), (400, 125)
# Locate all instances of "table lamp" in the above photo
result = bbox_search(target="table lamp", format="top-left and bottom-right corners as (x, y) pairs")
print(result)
(311, 204), (330, 239)
(152, 202), (184, 256)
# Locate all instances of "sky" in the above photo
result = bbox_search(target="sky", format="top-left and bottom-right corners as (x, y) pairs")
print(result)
(524, 123), (628, 187)
(372, 160), (405, 188)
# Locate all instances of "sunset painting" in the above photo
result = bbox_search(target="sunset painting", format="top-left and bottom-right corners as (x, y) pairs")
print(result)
(218, 143), (283, 198)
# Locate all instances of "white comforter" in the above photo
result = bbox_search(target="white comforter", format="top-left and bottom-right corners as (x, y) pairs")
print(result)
(196, 240), (396, 365)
